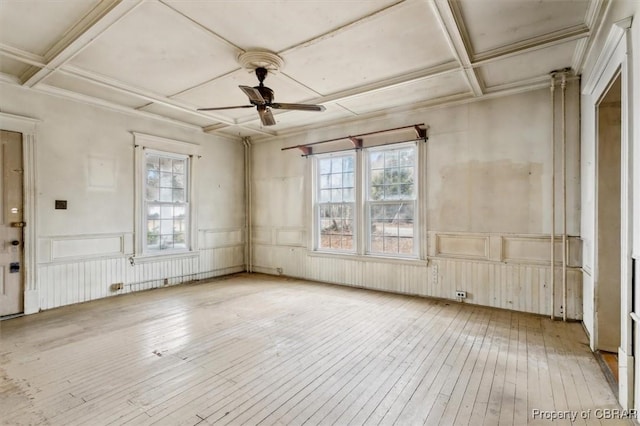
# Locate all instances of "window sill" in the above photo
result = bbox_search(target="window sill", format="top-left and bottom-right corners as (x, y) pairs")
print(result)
(308, 250), (427, 266)
(130, 250), (198, 265)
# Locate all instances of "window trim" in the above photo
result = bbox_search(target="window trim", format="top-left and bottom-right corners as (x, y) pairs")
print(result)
(133, 132), (200, 259)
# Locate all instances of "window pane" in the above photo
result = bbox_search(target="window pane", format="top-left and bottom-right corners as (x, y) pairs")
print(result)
(160, 188), (172, 202)
(343, 172), (354, 188)
(146, 155), (159, 171)
(384, 151), (398, 168)
(173, 220), (185, 233)
(146, 185), (159, 202)
(343, 188), (355, 202)
(399, 148), (413, 166)
(148, 205), (160, 219)
(331, 173), (342, 187)
(386, 184), (400, 198)
(160, 172), (172, 187)
(331, 189), (342, 202)
(160, 219), (173, 235)
(173, 174), (185, 189)
(147, 233), (159, 248)
(320, 174), (331, 189)
(331, 157), (342, 173)
(172, 159), (185, 174)
(343, 156), (354, 172)
(147, 218), (160, 230)
(160, 157), (172, 172)
(370, 152), (384, 169)
(173, 189), (185, 203)
(320, 189), (331, 202)
(319, 158), (331, 174)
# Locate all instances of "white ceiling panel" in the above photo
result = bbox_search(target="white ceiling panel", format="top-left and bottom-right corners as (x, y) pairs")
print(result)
(0, 0), (101, 55)
(138, 103), (218, 127)
(337, 71), (471, 114)
(1, 0), (602, 138)
(0, 56), (30, 78)
(458, 0), (590, 54)
(282, 1), (456, 95)
(43, 72), (149, 109)
(69, 1), (241, 96)
(478, 40), (579, 88)
(163, 0), (402, 53)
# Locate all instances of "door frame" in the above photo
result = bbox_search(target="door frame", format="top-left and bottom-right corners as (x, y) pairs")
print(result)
(0, 112), (38, 315)
(582, 17), (634, 408)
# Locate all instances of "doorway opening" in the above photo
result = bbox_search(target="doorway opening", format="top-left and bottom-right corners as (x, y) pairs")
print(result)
(0, 130), (25, 318)
(594, 72), (622, 382)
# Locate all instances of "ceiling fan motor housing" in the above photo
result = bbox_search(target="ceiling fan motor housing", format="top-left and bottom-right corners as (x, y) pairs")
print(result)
(254, 85), (274, 104)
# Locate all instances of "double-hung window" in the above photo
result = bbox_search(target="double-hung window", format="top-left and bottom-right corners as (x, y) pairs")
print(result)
(366, 144), (417, 256)
(144, 151), (189, 252)
(133, 132), (199, 258)
(313, 142), (418, 258)
(316, 153), (356, 252)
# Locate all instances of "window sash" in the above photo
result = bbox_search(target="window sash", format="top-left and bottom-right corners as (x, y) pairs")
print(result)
(143, 151), (190, 253)
(315, 153), (356, 252)
(366, 200), (417, 257)
(365, 143), (418, 257)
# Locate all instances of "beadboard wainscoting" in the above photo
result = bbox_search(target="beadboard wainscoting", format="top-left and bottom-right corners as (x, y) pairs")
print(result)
(252, 228), (582, 319)
(35, 228), (245, 310)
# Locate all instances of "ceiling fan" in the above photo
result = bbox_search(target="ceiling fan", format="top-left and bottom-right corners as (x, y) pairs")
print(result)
(197, 67), (325, 126)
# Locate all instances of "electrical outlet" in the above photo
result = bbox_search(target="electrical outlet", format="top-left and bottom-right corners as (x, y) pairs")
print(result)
(110, 282), (123, 291)
(455, 290), (467, 299)
(276, 267), (283, 275)
(163, 278), (169, 286)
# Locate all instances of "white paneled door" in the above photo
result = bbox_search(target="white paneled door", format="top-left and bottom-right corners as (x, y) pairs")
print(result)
(0, 130), (24, 317)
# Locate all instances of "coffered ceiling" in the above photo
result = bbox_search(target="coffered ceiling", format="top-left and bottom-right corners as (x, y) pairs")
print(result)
(0, 0), (604, 140)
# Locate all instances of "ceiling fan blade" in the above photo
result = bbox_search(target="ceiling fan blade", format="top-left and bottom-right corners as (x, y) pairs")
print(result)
(257, 107), (276, 126)
(240, 85), (265, 104)
(271, 102), (326, 112)
(197, 105), (254, 111)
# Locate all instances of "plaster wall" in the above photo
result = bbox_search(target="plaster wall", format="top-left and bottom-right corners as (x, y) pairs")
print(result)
(0, 83), (246, 311)
(251, 86), (582, 318)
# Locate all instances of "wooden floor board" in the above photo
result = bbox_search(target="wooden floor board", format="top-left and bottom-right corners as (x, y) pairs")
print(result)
(0, 273), (626, 425)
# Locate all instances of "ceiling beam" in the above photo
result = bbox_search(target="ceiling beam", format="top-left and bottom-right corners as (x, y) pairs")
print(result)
(36, 83), (203, 132)
(429, 0), (483, 97)
(23, 0), (144, 88)
(59, 65), (254, 127)
(471, 24), (590, 65)
(571, 0), (609, 74)
(0, 43), (46, 68)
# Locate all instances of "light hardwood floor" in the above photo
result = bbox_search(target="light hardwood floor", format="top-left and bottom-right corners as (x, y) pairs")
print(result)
(0, 273), (627, 425)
